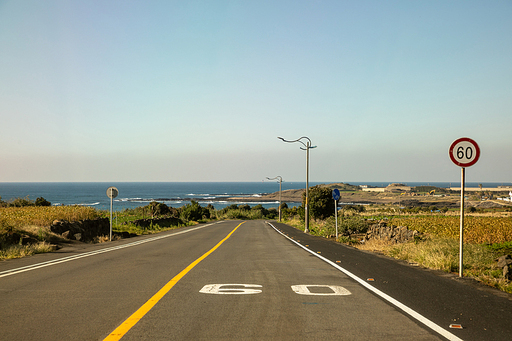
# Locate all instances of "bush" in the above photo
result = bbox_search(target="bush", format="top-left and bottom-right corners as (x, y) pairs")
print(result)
(9, 196), (34, 207)
(147, 202), (171, 216)
(251, 204), (269, 217)
(303, 186), (335, 220)
(338, 216), (369, 235)
(35, 197), (51, 206)
(180, 201), (210, 222)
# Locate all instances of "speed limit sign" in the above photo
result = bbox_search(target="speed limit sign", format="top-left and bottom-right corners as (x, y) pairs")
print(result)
(449, 137), (480, 167)
(449, 137), (480, 278)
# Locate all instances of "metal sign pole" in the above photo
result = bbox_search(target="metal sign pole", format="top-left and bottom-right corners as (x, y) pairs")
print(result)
(332, 189), (340, 241)
(110, 196), (113, 242)
(335, 199), (338, 240)
(459, 167), (465, 277)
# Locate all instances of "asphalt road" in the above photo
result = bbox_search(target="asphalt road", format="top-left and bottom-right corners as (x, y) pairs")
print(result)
(0, 220), (510, 340)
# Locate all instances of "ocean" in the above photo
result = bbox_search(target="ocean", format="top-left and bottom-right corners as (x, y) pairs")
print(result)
(0, 181), (510, 212)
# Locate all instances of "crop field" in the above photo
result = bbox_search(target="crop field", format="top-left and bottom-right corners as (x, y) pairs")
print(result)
(0, 206), (100, 230)
(390, 216), (512, 244)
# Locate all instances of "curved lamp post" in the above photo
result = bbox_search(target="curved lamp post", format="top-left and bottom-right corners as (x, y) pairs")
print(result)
(266, 176), (283, 221)
(278, 136), (316, 232)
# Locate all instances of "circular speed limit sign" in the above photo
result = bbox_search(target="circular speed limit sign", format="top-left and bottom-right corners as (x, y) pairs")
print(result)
(449, 137), (480, 167)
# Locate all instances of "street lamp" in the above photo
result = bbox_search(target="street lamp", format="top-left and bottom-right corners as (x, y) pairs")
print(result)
(278, 136), (316, 232)
(266, 176), (283, 221)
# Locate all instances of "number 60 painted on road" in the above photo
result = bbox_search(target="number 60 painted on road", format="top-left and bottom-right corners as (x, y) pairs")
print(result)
(199, 284), (351, 296)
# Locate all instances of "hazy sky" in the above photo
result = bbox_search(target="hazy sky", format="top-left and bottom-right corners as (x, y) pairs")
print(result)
(1, 1), (511, 183)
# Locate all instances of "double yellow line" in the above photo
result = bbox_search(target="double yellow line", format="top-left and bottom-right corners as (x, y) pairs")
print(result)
(104, 222), (245, 340)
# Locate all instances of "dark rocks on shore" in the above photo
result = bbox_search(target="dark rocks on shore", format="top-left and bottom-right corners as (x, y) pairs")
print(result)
(50, 218), (110, 242)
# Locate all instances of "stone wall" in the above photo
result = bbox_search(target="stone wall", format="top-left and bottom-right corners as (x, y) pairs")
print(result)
(50, 218), (110, 242)
(364, 221), (421, 243)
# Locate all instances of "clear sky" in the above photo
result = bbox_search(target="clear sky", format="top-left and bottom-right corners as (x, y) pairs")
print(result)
(1, 1), (511, 183)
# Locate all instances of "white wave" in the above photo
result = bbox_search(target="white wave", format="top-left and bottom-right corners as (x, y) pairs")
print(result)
(77, 202), (100, 206)
(116, 197), (143, 202)
(224, 201), (279, 205)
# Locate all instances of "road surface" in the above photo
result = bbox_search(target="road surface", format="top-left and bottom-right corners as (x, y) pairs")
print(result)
(1, 220), (510, 340)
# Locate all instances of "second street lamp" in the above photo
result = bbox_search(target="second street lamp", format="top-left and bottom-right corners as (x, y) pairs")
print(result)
(266, 176), (283, 221)
(278, 136), (316, 232)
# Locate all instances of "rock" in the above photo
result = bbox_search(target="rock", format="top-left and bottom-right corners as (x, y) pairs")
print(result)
(364, 222), (421, 244)
(496, 255), (512, 280)
(496, 255), (512, 268)
(50, 218), (109, 242)
(504, 266), (511, 281)
(20, 235), (38, 245)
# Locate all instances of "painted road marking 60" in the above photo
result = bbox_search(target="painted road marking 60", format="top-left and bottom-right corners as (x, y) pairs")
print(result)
(291, 285), (351, 296)
(199, 284), (351, 296)
(199, 284), (262, 295)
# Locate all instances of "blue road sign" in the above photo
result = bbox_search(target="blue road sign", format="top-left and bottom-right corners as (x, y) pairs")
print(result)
(332, 189), (340, 201)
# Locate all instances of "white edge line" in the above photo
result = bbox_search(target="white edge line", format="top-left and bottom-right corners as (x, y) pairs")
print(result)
(267, 222), (463, 341)
(0, 221), (221, 279)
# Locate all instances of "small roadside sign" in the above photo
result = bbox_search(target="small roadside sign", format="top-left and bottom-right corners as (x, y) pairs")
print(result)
(107, 187), (119, 199)
(332, 189), (340, 201)
(106, 186), (119, 241)
(332, 189), (340, 240)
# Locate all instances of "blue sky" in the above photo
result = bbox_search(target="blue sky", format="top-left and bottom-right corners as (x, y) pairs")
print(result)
(1, 1), (511, 183)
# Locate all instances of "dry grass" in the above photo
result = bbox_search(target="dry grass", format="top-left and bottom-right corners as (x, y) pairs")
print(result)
(0, 206), (99, 230)
(0, 206), (98, 260)
(390, 216), (512, 244)
(285, 213), (512, 294)
(355, 237), (512, 294)
(0, 242), (57, 260)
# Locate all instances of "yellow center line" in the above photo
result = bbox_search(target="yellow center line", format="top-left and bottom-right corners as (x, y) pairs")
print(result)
(104, 221), (245, 341)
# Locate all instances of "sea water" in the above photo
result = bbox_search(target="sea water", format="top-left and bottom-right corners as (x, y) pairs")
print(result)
(0, 182), (509, 211)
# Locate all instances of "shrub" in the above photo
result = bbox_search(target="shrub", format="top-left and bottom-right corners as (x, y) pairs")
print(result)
(180, 201), (210, 222)
(251, 204), (269, 217)
(35, 197), (51, 206)
(148, 202), (171, 216)
(303, 186), (335, 220)
(9, 196), (34, 207)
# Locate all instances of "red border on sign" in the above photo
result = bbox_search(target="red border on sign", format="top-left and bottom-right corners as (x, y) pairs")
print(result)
(449, 137), (480, 167)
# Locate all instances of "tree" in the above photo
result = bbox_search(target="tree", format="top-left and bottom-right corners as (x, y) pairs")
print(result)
(302, 186), (335, 220)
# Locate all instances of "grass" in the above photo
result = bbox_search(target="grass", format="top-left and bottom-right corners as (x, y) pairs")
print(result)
(0, 206), (100, 229)
(0, 242), (57, 260)
(283, 213), (512, 294)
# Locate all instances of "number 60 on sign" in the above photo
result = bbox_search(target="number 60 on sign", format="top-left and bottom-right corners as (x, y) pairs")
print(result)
(449, 137), (480, 168)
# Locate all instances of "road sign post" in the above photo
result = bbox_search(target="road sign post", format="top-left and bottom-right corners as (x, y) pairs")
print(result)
(332, 189), (341, 240)
(449, 138), (480, 277)
(106, 187), (119, 242)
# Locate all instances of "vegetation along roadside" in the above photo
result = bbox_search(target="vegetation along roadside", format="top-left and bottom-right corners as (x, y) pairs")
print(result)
(1, 184), (512, 295)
